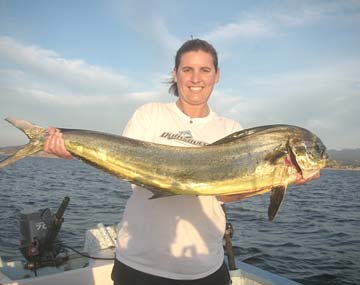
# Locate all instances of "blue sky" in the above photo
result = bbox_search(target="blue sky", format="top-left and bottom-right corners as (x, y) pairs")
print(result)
(0, 0), (359, 150)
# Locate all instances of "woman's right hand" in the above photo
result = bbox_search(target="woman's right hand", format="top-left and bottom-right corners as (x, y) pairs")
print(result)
(44, 127), (72, 159)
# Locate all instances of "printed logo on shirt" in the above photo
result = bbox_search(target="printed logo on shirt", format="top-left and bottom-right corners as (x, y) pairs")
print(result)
(178, 130), (192, 139)
(160, 131), (208, 146)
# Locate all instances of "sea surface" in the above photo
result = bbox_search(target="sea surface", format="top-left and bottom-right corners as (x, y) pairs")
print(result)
(0, 156), (359, 285)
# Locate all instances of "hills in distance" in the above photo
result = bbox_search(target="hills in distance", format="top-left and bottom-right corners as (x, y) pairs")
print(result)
(327, 148), (360, 169)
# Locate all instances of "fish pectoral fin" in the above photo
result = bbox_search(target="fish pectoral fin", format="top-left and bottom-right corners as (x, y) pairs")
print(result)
(217, 193), (250, 203)
(0, 142), (43, 168)
(268, 185), (287, 222)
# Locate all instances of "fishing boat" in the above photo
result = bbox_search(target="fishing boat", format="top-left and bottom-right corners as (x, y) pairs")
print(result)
(0, 198), (302, 285)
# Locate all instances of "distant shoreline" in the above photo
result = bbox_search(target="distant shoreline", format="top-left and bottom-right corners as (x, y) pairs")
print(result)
(324, 167), (360, 172)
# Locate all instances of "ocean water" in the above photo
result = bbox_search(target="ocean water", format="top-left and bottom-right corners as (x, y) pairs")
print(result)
(0, 156), (359, 285)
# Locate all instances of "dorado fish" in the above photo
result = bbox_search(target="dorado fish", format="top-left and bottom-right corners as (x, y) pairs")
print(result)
(0, 117), (327, 220)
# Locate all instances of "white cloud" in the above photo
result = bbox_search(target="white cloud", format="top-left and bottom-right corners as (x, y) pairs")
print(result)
(112, 0), (181, 58)
(204, 19), (273, 43)
(13, 88), (110, 106)
(153, 18), (182, 55)
(0, 36), (171, 147)
(210, 59), (360, 150)
(0, 36), (133, 95)
(203, 0), (360, 48)
(128, 91), (162, 101)
(1, 1), (360, 150)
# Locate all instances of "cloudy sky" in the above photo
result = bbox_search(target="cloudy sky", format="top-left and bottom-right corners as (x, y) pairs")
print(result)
(0, 0), (359, 150)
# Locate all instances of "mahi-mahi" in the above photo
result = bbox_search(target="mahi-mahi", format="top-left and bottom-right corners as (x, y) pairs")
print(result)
(0, 117), (328, 220)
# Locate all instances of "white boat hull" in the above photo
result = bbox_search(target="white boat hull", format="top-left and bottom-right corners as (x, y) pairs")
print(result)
(0, 224), (302, 285)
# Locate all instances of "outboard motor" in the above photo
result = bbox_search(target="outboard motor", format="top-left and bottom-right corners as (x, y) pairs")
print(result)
(19, 197), (70, 271)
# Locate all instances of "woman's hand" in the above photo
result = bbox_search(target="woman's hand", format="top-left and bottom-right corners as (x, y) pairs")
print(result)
(44, 127), (72, 159)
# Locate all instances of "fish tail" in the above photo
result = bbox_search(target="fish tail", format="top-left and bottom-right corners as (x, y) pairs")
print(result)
(0, 117), (46, 168)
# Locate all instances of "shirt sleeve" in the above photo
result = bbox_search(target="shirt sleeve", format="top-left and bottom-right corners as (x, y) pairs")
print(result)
(232, 121), (243, 132)
(122, 104), (152, 140)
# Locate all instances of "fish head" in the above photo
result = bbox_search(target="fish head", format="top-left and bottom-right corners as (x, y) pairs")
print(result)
(288, 131), (328, 180)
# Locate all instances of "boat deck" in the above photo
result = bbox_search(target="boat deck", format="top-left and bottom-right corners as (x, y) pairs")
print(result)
(0, 224), (302, 285)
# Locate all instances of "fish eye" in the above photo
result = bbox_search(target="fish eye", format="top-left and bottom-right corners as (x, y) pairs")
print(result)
(314, 143), (321, 153)
(313, 137), (326, 155)
(316, 143), (327, 158)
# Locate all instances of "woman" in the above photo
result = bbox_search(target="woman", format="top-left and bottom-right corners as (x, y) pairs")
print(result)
(45, 39), (242, 284)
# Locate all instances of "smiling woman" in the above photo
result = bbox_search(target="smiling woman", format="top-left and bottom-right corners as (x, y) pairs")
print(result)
(43, 38), (243, 285)
(97, 39), (242, 285)
(169, 39), (220, 120)
(174, 50), (220, 119)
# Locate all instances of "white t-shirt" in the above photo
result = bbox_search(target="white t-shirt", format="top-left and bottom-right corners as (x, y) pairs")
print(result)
(115, 102), (242, 280)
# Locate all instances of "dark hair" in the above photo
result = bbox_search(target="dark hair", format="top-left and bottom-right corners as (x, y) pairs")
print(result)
(168, 39), (218, 97)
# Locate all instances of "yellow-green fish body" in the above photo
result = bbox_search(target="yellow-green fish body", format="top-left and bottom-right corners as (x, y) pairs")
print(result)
(0, 117), (328, 220)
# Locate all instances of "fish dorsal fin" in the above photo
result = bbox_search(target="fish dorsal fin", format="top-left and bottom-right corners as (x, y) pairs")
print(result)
(211, 125), (280, 146)
(268, 185), (287, 221)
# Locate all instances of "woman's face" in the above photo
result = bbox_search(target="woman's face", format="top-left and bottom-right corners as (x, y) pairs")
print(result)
(174, 50), (220, 106)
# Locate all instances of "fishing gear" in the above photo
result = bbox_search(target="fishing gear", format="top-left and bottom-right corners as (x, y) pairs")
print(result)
(222, 204), (237, 271)
(19, 197), (70, 275)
